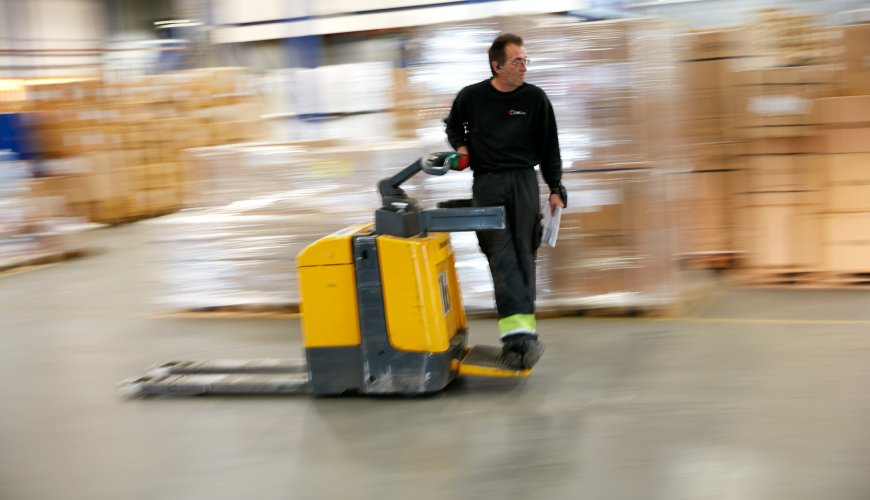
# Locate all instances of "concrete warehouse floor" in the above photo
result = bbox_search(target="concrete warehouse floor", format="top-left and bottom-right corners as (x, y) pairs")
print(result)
(2, 223), (870, 500)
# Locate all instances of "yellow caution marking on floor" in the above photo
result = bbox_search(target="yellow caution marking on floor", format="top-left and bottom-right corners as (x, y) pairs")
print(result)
(655, 317), (870, 326)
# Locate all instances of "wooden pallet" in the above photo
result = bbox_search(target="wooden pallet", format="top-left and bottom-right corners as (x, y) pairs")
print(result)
(467, 303), (681, 320)
(96, 207), (179, 227)
(731, 269), (870, 289)
(681, 252), (741, 271)
(0, 248), (94, 278)
(535, 305), (677, 319)
(731, 269), (824, 288)
(159, 270), (720, 321)
(164, 302), (678, 321)
(813, 272), (870, 289)
(159, 304), (300, 319)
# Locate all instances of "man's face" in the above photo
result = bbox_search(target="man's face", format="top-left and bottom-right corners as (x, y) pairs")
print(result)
(497, 43), (527, 88)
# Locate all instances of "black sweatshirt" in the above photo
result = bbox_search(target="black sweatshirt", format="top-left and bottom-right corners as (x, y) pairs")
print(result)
(444, 79), (562, 192)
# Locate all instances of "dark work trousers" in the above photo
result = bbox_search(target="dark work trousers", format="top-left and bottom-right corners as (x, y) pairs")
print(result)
(472, 168), (543, 320)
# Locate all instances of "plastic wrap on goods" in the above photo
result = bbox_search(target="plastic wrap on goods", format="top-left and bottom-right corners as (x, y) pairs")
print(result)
(406, 17), (687, 171)
(0, 153), (39, 258)
(259, 63), (402, 142)
(0, 153), (86, 261)
(151, 140), (485, 311)
(147, 208), (348, 310)
(183, 139), (439, 207)
(157, 154), (688, 314)
(536, 167), (686, 311)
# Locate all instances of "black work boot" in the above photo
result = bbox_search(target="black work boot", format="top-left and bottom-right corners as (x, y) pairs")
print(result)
(501, 333), (545, 369)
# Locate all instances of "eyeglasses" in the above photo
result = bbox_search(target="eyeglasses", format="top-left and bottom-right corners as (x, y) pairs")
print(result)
(507, 58), (530, 67)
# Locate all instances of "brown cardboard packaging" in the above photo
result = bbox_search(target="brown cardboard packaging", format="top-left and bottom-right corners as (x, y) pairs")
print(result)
(738, 191), (819, 207)
(684, 170), (731, 201)
(819, 153), (870, 212)
(811, 96), (870, 127)
(844, 72), (870, 97)
(827, 183), (870, 213)
(791, 214), (825, 268)
(824, 213), (870, 271)
(680, 171), (738, 254)
(744, 206), (823, 267)
(735, 125), (817, 140)
(731, 66), (841, 86)
(574, 206), (627, 234)
(571, 19), (632, 62)
(814, 128), (870, 154)
(742, 155), (822, 192)
(126, 165), (149, 192)
(728, 67), (839, 139)
(684, 60), (728, 90)
(843, 23), (870, 95)
(691, 142), (731, 171)
(682, 28), (746, 60)
(733, 84), (833, 128)
(740, 137), (812, 155)
(688, 198), (729, 230)
(685, 90), (724, 120)
(87, 173), (115, 201)
(819, 153), (870, 183)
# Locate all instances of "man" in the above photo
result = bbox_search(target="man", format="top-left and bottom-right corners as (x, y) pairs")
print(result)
(444, 33), (566, 369)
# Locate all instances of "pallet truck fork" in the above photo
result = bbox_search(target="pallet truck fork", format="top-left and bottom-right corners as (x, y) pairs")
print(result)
(121, 152), (532, 397)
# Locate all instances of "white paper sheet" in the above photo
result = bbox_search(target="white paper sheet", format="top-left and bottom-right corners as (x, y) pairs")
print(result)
(542, 206), (562, 248)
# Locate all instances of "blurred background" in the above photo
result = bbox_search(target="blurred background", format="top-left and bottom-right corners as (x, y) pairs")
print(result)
(4, 3), (870, 499)
(1, 0), (869, 313)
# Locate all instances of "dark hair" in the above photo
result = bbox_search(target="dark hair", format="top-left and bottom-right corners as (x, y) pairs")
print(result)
(488, 33), (523, 77)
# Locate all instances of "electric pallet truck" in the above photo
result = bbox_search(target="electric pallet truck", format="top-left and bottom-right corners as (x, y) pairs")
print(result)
(121, 152), (533, 397)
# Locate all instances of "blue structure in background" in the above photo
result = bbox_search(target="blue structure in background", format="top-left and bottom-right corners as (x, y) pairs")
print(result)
(0, 113), (35, 160)
(284, 34), (323, 69)
(155, 39), (188, 73)
(284, 34), (326, 125)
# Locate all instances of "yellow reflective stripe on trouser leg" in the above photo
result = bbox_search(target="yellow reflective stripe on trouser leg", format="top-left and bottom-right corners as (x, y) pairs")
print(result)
(498, 314), (536, 338)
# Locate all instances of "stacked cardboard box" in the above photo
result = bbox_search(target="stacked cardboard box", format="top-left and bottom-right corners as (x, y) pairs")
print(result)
(0, 80), (27, 113)
(680, 29), (746, 171)
(529, 20), (687, 293)
(540, 169), (682, 309)
(392, 68), (419, 139)
(401, 17), (689, 311)
(405, 17), (682, 170)
(24, 68), (266, 224)
(724, 61), (838, 269)
(728, 22), (870, 273)
(742, 8), (843, 69)
(812, 94), (870, 154)
(526, 20), (648, 169)
(675, 10), (856, 271)
(842, 23), (870, 96)
(678, 29), (749, 260)
(677, 169), (740, 260)
(811, 95), (870, 272)
(148, 140), (437, 312)
(728, 66), (839, 140)
(540, 18), (683, 169)
(261, 62), (425, 142)
(731, 137), (824, 268)
(716, 18), (870, 275)
(0, 152), (85, 264)
(811, 23), (870, 273)
(0, 153), (42, 259)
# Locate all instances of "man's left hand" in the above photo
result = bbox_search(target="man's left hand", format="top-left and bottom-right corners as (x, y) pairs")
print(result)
(548, 193), (565, 212)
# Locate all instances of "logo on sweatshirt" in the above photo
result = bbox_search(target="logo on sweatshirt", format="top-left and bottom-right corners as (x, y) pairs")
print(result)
(508, 109), (527, 116)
